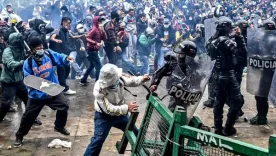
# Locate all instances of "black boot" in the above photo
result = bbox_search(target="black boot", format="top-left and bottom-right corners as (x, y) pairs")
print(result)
(203, 99), (214, 108)
(223, 119), (237, 136)
(223, 127), (237, 136)
(55, 127), (70, 135)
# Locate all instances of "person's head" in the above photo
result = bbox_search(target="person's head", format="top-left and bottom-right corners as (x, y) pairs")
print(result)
(60, 5), (69, 13)
(61, 17), (72, 30)
(163, 18), (171, 29)
(98, 64), (122, 90)
(236, 19), (249, 31)
(216, 16), (235, 35)
(6, 4), (13, 13)
(173, 40), (197, 65)
(140, 13), (147, 22)
(261, 19), (276, 30)
(28, 37), (44, 63)
(128, 8), (135, 17)
(9, 33), (24, 49)
(119, 22), (126, 31)
(76, 23), (85, 34)
(111, 11), (120, 24)
(145, 27), (154, 37)
(90, 6), (96, 14)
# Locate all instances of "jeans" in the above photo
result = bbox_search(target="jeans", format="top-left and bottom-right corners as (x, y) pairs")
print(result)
(139, 55), (150, 75)
(81, 50), (102, 82)
(117, 51), (137, 75)
(84, 111), (138, 156)
(126, 32), (137, 59)
(16, 94), (68, 137)
(69, 51), (83, 76)
(57, 64), (70, 91)
(155, 47), (170, 70)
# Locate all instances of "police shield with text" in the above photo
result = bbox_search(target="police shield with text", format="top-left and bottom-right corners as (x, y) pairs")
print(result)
(207, 16), (246, 136)
(247, 20), (276, 125)
(150, 40), (215, 121)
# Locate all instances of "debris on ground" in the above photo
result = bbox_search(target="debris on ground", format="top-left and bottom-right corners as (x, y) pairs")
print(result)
(48, 139), (72, 149)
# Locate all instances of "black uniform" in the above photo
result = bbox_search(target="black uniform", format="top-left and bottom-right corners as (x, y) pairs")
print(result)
(208, 17), (245, 136)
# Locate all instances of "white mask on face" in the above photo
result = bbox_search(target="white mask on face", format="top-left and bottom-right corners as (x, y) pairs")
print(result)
(78, 28), (85, 33)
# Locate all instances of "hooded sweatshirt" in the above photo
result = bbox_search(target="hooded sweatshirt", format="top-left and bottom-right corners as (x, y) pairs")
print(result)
(0, 33), (25, 83)
(86, 16), (107, 51)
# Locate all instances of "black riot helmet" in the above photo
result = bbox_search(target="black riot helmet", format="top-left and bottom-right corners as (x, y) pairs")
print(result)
(173, 40), (197, 58)
(216, 16), (235, 31)
(236, 19), (249, 30)
(260, 19), (276, 30)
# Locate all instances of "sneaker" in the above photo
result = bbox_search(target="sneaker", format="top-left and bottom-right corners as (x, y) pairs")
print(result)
(63, 89), (76, 95)
(54, 127), (70, 136)
(33, 119), (42, 126)
(14, 137), (23, 148)
(79, 81), (90, 86)
(75, 75), (84, 80)
(222, 127), (237, 136)
(250, 116), (268, 125)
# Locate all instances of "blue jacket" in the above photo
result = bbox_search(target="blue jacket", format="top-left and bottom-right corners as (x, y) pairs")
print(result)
(23, 49), (68, 99)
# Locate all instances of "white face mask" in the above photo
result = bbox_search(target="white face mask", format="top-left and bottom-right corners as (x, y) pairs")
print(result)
(189, 17), (192, 20)
(78, 28), (85, 33)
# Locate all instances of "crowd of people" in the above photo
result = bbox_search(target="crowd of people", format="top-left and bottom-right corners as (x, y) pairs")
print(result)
(0, 0), (275, 155)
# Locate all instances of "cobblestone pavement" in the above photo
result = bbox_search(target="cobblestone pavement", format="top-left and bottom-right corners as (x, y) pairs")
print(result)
(0, 76), (275, 156)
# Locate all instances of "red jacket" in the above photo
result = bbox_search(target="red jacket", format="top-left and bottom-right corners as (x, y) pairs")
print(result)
(86, 16), (107, 51)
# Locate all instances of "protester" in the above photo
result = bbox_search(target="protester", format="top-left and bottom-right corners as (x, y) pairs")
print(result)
(14, 37), (73, 147)
(80, 16), (106, 85)
(84, 63), (150, 155)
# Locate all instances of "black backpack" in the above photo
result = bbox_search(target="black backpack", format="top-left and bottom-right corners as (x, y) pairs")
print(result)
(28, 50), (56, 75)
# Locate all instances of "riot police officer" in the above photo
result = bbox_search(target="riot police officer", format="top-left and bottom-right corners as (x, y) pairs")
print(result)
(149, 40), (197, 112)
(207, 17), (245, 136)
(249, 20), (276, 125)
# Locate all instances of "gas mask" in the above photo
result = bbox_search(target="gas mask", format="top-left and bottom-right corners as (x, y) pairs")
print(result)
(34, 49), (45, 63)
(39, 23), (46, 34)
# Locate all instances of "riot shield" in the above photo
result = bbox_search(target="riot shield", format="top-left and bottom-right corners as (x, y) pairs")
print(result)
(246, 28), (276, 97)
(166, 56), (215, 121)
(269, 70), (276, 107)
(204, 18), (217, 44)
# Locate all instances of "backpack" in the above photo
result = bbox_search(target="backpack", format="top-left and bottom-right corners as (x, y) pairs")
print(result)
(28, 50), (56, 75)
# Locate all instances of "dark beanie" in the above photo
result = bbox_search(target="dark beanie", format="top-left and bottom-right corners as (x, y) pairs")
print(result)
(111, 11), (120, 19)
(28, 37), (43, 50)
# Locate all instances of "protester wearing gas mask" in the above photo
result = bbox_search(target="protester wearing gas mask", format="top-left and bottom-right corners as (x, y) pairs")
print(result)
(14, 37), (74, 148)
(25, 19), (54, 49)
(103, 11), (122, 65)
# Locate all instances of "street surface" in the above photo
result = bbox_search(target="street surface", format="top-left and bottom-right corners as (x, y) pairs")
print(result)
(0, 76), (275, 156)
